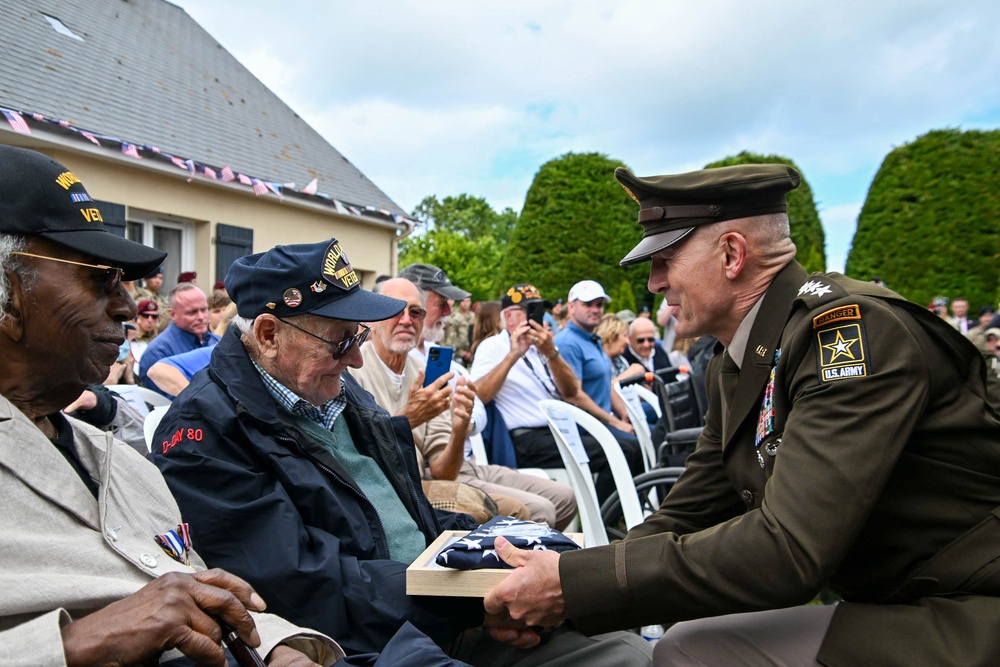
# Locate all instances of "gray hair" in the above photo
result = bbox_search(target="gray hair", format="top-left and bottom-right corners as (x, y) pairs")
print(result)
(168, 282), (204, 308)
(0, 234), (28, 324)
(231, 314), (256, 335)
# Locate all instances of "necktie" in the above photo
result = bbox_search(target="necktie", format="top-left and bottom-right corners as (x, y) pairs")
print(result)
(719, 351), (740, 435)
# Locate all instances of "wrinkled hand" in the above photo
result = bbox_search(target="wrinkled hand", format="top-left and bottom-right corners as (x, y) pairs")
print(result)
(60, 569), (266, 667)
(399, 371), (455, 428)
(64, 389), (99, 414)
(508, 322), (535, 357)
(484, 536), (567, 630)
(451, 376), (476, 433)
(267, 645), (321, 667)
(527, 321), (557, 358)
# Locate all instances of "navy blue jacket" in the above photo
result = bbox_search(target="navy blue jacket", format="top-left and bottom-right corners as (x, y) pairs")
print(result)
(150, 329), (481, 656)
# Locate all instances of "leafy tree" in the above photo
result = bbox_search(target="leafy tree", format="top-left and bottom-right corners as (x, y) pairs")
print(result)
(609, 277), (637, 314)
(399, 194), (515, 302)
(846, 129), (1000, 310)
(498, 152), (651, 306)
(705, 151), (826, 273)
(409, 194), (516, 242)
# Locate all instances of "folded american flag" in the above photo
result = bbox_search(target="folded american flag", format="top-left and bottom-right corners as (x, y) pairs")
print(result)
(435, 516), (581, 570)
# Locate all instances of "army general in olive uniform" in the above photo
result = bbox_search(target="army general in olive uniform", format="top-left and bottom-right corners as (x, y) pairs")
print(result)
(485, 163), (1000, 666)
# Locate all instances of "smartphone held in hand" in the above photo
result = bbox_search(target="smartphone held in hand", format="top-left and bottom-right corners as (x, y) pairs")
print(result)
(527, 301), (547, 326)
(423, 346), (454, 387)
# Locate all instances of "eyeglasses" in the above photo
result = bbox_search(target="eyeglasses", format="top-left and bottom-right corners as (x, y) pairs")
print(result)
(11, 251), (124, 293)
(634, 337), (656, 344)
(400, 306), (426, 322)
(277, 317), (370, 359)
(139, 313), (160, 319)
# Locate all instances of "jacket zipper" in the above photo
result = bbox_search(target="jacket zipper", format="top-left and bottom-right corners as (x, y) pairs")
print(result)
(274, 433), (392, 561)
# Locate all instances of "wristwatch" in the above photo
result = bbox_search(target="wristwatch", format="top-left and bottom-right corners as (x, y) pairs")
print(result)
(544, 346), (559, 360)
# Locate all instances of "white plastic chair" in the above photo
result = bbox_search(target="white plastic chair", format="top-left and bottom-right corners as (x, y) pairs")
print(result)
(635, 385), (662, 419)
(615, 384), (656, 473)
(143, 405), (170, 454)
(538, 400), (645, 547)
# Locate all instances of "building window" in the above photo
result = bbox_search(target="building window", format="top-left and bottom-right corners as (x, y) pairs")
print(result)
(127, 213), (196, 291)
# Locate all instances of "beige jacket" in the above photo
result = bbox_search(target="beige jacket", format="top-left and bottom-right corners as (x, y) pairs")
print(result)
(0, 394), (343, 666)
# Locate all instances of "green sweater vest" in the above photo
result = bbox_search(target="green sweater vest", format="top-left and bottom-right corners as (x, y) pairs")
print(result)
(291, 412), (426, 564)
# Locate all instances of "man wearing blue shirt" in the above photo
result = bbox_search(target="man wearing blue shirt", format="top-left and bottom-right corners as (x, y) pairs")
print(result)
(139, 283), (219, 396)
(554, 280), (643, 492)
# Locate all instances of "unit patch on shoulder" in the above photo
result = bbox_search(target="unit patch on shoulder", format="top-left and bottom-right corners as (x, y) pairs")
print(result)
(815, 319), (869, 383)
(321, 241), (360, 291)
(812, 304), (861, 329)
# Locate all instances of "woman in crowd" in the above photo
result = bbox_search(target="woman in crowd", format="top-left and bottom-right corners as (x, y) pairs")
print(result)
(470, 300), (502, 359)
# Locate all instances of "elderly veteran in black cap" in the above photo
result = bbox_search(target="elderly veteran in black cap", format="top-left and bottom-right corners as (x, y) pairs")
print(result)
(486, 163), (1000, 667)
(0, 145), (342, 665)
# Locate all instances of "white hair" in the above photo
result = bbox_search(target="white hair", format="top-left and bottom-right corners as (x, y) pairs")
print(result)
(0, 234), (28, 324)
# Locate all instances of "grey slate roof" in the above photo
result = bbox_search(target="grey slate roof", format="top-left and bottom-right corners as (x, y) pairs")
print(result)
(0, 0), (406, 215)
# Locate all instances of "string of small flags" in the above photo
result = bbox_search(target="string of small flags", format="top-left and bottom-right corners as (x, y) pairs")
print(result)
(0, 105), (417, 227)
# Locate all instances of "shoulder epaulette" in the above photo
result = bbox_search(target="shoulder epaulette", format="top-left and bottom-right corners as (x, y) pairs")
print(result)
(792, 273), (850, 310)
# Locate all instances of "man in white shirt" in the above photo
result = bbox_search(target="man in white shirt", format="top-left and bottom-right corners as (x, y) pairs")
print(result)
(471, 284), (644, 503)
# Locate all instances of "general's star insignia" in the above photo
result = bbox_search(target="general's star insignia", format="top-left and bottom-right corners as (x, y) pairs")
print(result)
(798, 280), (833, 297)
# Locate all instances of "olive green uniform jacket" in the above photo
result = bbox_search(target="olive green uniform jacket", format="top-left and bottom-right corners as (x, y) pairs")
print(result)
(560, 261), (1000, 666)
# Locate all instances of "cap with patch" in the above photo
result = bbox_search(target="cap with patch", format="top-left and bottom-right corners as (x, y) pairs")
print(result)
(500, 283), (548, 310)
(136, 299), (159, 316)
(568, 280), (610, 304)
(226, 239), (405, 322)
(616, 163), (801, 266)
(0, 145), (165, 280)
(398, 263), (470, 300)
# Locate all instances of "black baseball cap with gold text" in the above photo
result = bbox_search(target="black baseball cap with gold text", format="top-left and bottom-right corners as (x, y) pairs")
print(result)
(0, 145), (166, 279)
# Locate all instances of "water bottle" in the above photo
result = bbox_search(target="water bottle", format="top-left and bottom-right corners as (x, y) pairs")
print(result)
(641, 624), (664, 643)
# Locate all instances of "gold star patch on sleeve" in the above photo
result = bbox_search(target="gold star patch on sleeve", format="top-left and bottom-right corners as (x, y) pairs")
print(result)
(816, 318), (869, 383)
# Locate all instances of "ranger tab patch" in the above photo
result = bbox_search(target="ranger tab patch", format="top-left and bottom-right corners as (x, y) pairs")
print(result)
(812, 304), (861, 329)
(321, 240), (360, 290)
(816, 318), (869, 383)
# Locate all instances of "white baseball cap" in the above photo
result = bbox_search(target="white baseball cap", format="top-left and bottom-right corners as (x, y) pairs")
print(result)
(568, 280), (611, 304)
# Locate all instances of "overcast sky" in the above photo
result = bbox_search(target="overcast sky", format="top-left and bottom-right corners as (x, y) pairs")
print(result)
(172, 0), (1000, 272)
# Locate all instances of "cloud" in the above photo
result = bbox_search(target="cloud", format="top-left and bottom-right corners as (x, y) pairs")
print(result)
(174, 0), (1000, 268)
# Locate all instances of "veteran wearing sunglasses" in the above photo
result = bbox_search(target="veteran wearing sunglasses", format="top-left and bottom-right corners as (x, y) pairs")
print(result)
(148, 240), (496, 659)
(0, 146), (342, 665)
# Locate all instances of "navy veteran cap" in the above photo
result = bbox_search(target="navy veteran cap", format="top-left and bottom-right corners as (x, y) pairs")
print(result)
(0, 145), (166, 280)
(398, 263), (471, 300)
(616, 163), (800, 266)
(226, 239), (405, 322)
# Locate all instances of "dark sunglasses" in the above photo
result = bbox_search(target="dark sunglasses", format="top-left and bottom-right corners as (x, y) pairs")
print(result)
(139, 312), (160, 319)
(277, 317), (371, 359)
(633, 337), (656, 344)
(12, 251), (123, 293)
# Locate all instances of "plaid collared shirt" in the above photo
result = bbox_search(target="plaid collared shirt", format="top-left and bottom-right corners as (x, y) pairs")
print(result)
(252, 360), (347, 430)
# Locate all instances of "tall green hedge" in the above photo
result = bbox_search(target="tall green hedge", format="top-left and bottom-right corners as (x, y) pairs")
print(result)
(846, 129), (1000, 309)
(497, 152), (651, 305)
(705, 151), (827, 273)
